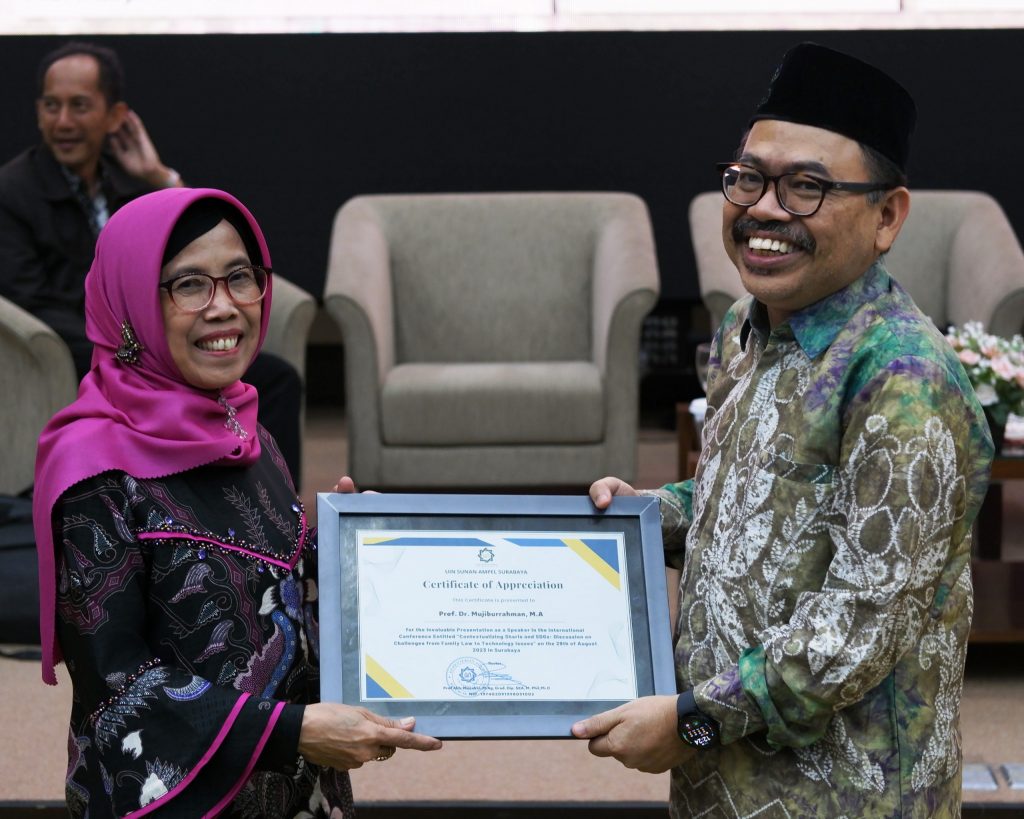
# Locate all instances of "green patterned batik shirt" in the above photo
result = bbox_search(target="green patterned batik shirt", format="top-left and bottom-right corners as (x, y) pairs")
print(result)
(650, 263), (993, 818)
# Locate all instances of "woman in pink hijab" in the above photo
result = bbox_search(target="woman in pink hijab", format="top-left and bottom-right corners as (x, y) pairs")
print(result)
(33, 188), (439, 818)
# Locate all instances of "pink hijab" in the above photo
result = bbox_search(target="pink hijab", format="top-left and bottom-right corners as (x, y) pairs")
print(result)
(33, 188), (273, 684)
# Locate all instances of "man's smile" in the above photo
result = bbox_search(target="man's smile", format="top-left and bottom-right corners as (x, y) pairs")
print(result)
(748, 236), (795, 255)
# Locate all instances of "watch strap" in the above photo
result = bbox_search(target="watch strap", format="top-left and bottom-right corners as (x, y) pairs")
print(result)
(676, 689), (720, 749)
(676, 688), (699, 718)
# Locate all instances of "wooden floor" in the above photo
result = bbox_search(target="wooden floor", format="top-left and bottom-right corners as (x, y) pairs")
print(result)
(3, 404), (1022, 811)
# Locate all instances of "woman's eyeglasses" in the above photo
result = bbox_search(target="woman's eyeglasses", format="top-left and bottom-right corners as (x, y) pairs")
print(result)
(159, 265), (270, 313)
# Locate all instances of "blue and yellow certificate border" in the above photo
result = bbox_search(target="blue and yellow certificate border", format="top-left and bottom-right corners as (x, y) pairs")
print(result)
(315, 493), (674, 739)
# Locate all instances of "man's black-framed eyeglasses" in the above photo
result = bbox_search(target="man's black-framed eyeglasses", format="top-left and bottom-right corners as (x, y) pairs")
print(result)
(717, 162), (892, 217)
(159, 265), (271, 313)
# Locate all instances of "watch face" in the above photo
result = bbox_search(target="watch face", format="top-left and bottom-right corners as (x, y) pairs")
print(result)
(678, 713), (718, 748)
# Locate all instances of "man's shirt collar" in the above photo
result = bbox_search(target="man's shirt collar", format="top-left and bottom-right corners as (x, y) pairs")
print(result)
(741, 262), (891, 358)
(58, 159), (111, 237)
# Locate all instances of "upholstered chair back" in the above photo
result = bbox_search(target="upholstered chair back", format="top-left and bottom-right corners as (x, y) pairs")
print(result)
(377, 195), (603, 364)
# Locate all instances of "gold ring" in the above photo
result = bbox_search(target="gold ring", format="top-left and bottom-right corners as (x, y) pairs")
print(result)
(373, 746), (396, 761)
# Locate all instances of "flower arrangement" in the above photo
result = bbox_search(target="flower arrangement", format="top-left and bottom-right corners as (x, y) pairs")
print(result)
(945, 322), (1024, 434)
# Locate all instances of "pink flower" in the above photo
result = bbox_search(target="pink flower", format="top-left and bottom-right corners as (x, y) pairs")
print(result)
(959, 349), (981, 366)
(992, 356), (1017, 381)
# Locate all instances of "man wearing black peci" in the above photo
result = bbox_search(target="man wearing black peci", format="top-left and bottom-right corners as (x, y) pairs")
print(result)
(574, 42), (993, 818)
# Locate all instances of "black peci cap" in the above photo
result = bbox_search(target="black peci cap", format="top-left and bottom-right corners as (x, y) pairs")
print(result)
(751, 42), (917, 172)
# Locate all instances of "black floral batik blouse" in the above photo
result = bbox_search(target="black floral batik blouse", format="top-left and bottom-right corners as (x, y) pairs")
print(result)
(52, 428), (353, 818)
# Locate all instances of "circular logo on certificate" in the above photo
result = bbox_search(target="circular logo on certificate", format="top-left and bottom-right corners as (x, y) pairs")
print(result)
(446, 656), (490, 697)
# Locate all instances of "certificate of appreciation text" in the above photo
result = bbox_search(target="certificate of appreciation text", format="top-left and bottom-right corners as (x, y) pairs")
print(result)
(357, 529), (637, 702)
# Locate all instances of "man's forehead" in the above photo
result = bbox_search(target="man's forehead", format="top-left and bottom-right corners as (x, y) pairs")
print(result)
(741, 119), (867, 174)
(41, 54), (103, 95)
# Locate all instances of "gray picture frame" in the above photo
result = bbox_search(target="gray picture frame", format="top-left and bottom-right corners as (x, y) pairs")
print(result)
(316, 492), (675, 739)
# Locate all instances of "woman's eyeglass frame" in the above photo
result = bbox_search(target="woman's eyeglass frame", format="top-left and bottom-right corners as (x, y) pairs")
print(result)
(158, 265), (271, 314)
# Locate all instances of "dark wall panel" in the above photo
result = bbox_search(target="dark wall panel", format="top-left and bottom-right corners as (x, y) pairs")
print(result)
(3, 30), (1021, 303)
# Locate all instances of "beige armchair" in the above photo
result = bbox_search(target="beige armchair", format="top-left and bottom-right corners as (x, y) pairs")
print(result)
(689, 189), (1024, 337)
(262, 274), (317, 385)
(0, 275), (315, 496)
(323, 192), (660, 489)
(0, 295), (78, 496)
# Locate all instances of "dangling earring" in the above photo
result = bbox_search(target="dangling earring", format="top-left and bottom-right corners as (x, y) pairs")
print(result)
(116, 320), (144, 365)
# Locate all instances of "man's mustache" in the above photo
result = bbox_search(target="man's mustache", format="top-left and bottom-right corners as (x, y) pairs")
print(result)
(732, 216), (816, 253)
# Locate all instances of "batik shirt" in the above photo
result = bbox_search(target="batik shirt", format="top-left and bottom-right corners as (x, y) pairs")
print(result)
(53, 429), (353, 818)
(651, 264), (993, 818)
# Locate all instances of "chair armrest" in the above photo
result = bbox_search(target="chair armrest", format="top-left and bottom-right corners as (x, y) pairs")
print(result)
(591, 194), (660, 479)
(689, 191), (743, 331)
(263, 274), (316, 381)
(322, 197), (395, 485)
(591, 193), (660, 372)
(324, 198), (395, 382)
(0, 295), (77, 494)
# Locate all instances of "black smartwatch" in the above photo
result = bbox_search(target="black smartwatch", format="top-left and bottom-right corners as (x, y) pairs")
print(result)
(676, 689), (719, 749)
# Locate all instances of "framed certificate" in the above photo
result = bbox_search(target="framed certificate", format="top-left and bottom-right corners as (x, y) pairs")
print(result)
(316, 493), (675, 739)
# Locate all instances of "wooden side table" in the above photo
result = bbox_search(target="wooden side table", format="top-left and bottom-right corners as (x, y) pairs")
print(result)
(975, 455), (1024, 560)
(971, 453), (1024, 642)
(970, 560), (1024, 642)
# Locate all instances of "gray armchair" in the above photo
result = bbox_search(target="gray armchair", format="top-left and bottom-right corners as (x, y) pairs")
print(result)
(262, 274), (317, 386)
(324, 192), (660, 489)
(689, 189), (1024, 337)
(0, 295), (77, 496)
